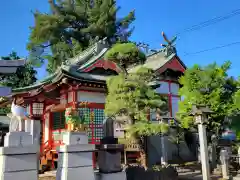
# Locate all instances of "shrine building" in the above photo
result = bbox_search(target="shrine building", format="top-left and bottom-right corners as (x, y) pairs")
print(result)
(1, 35), (186, 170)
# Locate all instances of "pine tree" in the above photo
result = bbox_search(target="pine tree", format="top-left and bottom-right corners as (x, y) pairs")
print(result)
(1, 51), (20, 60)
(0, 52), (37, 88)
(105, 43), (167, 168)
(177, 61), (237, 137)
(28, 0), (135, 73)
(104, 42), (146, 73)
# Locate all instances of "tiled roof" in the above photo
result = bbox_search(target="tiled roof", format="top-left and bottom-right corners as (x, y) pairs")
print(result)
(10, 39), (185, 94)
(0, 87), (11, 96)
(128, 52), (176, 73)
(0, 59), (26, 67)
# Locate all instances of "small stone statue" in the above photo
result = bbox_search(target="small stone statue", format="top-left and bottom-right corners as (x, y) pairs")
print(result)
(9, 97), (31, 132)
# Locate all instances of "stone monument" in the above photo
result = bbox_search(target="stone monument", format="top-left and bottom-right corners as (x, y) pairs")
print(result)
(56, 132), (95, 180)
(0, 131), (38, 180)
(96, 137), (126, 180)
(220, 149), (230, 180)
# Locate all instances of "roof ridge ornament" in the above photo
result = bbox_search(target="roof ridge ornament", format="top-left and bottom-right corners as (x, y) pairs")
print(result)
(161, 32), (177, 57)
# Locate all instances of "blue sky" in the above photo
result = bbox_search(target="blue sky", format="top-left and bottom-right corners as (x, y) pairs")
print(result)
(1, 0), (240, 80)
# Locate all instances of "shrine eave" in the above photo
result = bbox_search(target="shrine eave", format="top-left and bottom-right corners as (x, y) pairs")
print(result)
(157, 55), (186, 74)
(0, 59), (26, 67)
(11, 66), (108, 95)
(128, 53), (186, 74)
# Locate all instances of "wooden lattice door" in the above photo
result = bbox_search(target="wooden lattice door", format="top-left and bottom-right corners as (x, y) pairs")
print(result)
(78, 108), (104, 144)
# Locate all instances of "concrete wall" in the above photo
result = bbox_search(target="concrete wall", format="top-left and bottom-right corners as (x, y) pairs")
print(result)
(147, 133), (198, 166)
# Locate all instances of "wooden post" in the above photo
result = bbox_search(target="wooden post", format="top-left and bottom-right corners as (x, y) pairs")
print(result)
(210, 135), (217, 170)
(124, 151), (127, 165)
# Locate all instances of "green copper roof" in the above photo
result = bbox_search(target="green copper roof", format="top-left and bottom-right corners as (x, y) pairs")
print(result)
(128, 53), (176, 73)
(61, 65), (109, 82)
(11, 38), (185, 94)
(66, 39), (109, 66)
(78, 47), (109, 71)
(12, 65), (109, 93)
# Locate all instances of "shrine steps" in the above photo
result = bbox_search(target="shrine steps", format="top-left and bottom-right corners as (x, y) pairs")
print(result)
(39, 150), (58, 173)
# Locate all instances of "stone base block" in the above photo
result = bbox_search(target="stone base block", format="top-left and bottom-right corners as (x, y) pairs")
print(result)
(56, 166), (95, 180)
(62, 132), (88, 145)
(0, 153), (38, 172)
(95, 171), (126, 180)
(4, 132), (32, 147)
(58, 151), (93, 168)
(0, 170), (38, 180)
(0, 145), (38, 180)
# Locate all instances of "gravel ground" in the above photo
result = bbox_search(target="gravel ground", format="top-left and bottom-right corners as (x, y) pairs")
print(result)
(39, 171), (56, 180)
(39, 177), (55, 180)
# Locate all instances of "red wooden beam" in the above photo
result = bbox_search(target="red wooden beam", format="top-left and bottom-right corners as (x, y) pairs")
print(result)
(83, 59), (121, 73)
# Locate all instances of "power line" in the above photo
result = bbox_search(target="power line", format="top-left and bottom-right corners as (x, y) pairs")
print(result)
(183, 41), (240, 56)
(176, 9), (240, 35)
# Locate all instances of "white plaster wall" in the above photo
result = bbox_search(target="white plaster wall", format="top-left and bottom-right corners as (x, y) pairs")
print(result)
(156, 81), (169, 94)
(44, 113), (49, 143)
(171, 97), (180, 117)
(77, 91), (105, 103)
(60, 95), (67, 104)
(170, 83), (179, 95)
(68, 91), (73, 103)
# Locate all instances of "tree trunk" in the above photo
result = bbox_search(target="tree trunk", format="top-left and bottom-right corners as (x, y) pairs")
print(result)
(136, 136), (147, 169)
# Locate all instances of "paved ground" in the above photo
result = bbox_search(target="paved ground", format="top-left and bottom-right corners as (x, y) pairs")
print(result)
(178, 170), (222, 179)
(39, 177), (55, 180)
(39, 171), (56, 180)
(39, 169), (240, 180)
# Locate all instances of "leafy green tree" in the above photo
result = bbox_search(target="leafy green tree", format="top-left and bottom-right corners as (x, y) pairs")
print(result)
(234, 79), (240, 110)
(230, 79), (240, 138)
(177, 61), (237, 137)
(0, 52), (37, 88)
(28, 0), (135, 73)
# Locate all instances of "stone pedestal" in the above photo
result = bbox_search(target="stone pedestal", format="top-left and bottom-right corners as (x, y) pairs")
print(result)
(25, 120), (41, 145)
(220, 149), (230, 180)
(198, 123), (210, 180)
(56, 132), (95, 180)
(95, 171), (126, 180)
(4, 131), (32, 147)
(98, 144), (123, 173)
(0, 132), (38, 180)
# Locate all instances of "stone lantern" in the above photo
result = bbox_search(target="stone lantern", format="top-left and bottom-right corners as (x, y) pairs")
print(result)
(190, 105), (213, 124)
(189, 104), (213, 180)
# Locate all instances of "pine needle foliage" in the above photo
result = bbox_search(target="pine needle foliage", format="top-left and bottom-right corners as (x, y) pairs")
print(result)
(0, 52), (37, 88)
(104, 42), (146, 72)
(105, 66), (168, 136)
(28, 0), (135, 73)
